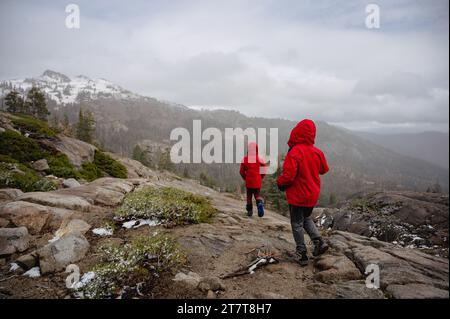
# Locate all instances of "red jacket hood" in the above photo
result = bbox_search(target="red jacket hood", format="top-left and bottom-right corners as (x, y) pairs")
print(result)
(247, 142), (259, 156)
(288, 119), (316, 148)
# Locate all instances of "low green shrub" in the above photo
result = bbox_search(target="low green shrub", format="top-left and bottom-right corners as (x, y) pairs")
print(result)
(45, 153), (79, 178)
(115, 186), (216, 225)
(11, 114), (56, 138)
(0, 130), (46, 162)
(79, 162), (103, 182)
(0, 154), (18, 163)
(0, 163), (57, 192)
(78, 234), (186, 299)
(94, 150), (127, 179)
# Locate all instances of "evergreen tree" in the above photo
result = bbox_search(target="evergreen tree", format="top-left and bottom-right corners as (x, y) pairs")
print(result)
(158, 149), (174, 171)
(76, 108), (96, 143)
(132, 145), (144, 162)
(5, 91), (24, 113)
(61, 113), (73, 136)
(50, 114), (60, 130)
(26, 87), (48, 120)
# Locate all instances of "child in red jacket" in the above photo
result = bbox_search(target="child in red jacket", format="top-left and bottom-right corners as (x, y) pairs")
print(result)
(240, 142), (266, 217)
(277, 119), (329, 266)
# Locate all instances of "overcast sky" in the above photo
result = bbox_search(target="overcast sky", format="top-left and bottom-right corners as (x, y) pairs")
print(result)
(0, 0), (448, 133)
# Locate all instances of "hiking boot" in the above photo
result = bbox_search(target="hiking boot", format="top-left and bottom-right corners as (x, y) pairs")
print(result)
(246, 204), (253, 217)
(257, 200), (265, 217)
(296, 251), (309, 266)
(313, 238), (329, 257)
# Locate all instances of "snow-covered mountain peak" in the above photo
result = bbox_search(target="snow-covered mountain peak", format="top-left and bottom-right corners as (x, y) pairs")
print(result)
(1, 70), (140, 105)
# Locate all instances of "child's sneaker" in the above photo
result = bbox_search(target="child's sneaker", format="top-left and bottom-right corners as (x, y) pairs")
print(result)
(246, 204), (253, 217)
(296, 251), (309, 267)
(313, 238), (329, 256)
(257, 201), (265, 217)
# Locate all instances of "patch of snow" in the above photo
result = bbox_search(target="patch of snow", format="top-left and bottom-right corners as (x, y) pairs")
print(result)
(23, 267), (41, 278)
(92, 227), (113, 236)
(72, 271), (96, 290)
(122, 219), (160, 229)
(9, 263), (20, 272)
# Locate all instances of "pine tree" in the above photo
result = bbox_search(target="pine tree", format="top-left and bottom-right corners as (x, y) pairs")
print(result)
(158, 149), (174, 171)
(132, 145), (144, 162)
(50, 114), (60, 130)
(76, 108), (96, 143)
(26, 87), (48, 120)
(5, 91), (24, 113)
(62, 113), (70, 132)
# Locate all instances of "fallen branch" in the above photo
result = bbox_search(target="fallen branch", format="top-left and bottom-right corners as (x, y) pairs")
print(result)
(221, 248), (279, 279)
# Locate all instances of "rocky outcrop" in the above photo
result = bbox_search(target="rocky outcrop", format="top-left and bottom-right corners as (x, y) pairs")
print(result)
(0, 201), (52, 235)
(0, 188), (24, 201)
(0, 227), (30, 255)
(55, 178), (136, 206)
(326, 230), (449, 299)
(0, 200), (75, 234)
(52, 135), (96, 169)
(317, 191), (449, 256)
(108, 153), (157, 179)
(18, 192), (92, 212)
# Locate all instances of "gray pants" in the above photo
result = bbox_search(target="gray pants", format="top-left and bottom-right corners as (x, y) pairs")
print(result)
(289, 205), (321, 253)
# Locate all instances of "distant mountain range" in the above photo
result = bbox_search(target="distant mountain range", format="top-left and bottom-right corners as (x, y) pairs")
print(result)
(355, 131), (449, 170)
(1, 70), (448, 200)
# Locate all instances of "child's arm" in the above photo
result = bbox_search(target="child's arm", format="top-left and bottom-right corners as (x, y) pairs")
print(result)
(239, 161), (246, 180)
(260, 158), (267, 179)
(319, 150), (329, 175)
(277, 151), (298, 190)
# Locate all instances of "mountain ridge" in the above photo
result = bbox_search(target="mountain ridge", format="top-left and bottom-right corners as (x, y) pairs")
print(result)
(1, 71), (448, 199)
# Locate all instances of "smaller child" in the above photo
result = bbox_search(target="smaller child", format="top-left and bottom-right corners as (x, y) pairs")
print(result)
(240, 142), (266, 217)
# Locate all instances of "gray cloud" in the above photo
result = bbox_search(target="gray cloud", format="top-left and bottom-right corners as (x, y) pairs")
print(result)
(0, 0), (448, 132)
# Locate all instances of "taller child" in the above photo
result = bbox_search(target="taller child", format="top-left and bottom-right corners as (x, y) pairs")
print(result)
(277, 119), (330, 266)
(240, 142), (266, 217)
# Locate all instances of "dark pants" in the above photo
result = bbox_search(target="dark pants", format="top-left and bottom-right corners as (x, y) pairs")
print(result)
(246, 188), (263, 205)
(289, 205), (321, 253)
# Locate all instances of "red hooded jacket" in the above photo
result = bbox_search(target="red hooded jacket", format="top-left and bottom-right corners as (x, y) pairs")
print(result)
(277, 119), (329, 207)
(240, 142), (266, 189)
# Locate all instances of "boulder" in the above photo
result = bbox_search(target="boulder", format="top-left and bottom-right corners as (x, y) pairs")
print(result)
(0, 188), (24, 201)
(173, 271), (202, 288)
(314, 252), (362, 283)
(37, 234), (90, 274)
(198, 277), (226, 292)
(62, 178), (81, 188)
(18, 192), (92, 212)
(0, 227), (30, 255)
(0, 201), (51, 235)
(55, 178), (135, 206)
(52, 135), (96, 168)
(31, 159), (49, 171)
(107, 154), (156, 179)
(54, 219), (91, 238)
